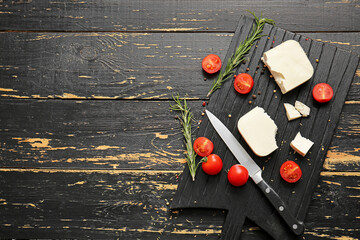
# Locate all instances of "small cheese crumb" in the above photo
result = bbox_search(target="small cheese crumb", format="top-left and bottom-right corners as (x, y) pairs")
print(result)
(295, 100), (310, 117)
(290, 132), (314, 157)
(284, 103), (301, 121)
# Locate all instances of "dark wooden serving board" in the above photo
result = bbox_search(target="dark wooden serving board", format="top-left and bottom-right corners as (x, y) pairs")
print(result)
(170, 16), (359, 239)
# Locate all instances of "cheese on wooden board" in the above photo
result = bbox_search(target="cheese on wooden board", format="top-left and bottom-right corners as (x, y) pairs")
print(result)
(284, 103), (301, 121)
(262, 40), (314, 94)
(295, 100), (310, 117)
(290, 132), (314, 157)
(237, 107), (278, 157)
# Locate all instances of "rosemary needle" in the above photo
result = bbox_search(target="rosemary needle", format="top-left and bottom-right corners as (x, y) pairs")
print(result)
(207, 11), (275, 97)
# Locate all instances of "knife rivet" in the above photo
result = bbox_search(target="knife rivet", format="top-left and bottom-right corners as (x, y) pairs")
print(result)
(265, 188), (270, 193)
(293, 224), (298, 229)
(279, 206), (284, 211)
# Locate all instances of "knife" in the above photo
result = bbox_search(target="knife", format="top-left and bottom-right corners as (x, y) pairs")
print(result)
(205, 109), (305, 236)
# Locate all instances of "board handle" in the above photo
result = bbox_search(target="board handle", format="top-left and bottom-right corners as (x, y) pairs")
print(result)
(257, 179), (305, 236)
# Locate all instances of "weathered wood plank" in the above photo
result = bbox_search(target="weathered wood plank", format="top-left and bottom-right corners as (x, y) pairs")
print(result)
(0, 32), (231, 100)
(0, 100), (358, 171)
(0, 100), (188, 170)
(0, 169), (359, 239)
(0, 32), (359, 100)
(0, 0), (359, 32)
(324, 103), (360, 172)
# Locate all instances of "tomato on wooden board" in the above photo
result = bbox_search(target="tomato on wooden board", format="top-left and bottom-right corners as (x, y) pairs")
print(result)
(202, 54), (222, 74)
(312, 83), (334, 103)
(193, 137), (214, 157)
(202, 154), (223, 175)
(227, 164), (249, 187)
(234, 73), (254, 94)
(280, 161), (302, 183)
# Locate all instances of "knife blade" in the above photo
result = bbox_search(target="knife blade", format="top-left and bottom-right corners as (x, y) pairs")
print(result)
(205, 109), (304, 236)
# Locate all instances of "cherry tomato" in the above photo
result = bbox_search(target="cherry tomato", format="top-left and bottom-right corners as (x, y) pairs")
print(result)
(312, 83), (333, 103)
(234, 73), (254, 94)
(280, 161), (302, 183)
(227, 164), (249, 187)
(202, 54), (222, 74)
(193, 137), (214, 157)
(202, 154), (223, 175)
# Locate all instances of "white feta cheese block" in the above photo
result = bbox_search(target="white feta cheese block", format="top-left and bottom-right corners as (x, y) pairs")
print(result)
(290, 132), (314, 157)
(284, 103), (301, 121)
(295, 100), (310, 117)
(262, 40), (314, 94)
(237, 107), (278, 157)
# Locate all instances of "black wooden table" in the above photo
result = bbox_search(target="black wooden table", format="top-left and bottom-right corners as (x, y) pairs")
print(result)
(0, 1), (359, 239)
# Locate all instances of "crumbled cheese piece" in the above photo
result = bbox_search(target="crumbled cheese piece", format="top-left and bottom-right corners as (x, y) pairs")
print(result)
(261, 40), (314, 94)
(290, 132), (314, 157)
(284, 103), (301, 121)
(295, 100), (310, 117)
(237, 107), (278, 157)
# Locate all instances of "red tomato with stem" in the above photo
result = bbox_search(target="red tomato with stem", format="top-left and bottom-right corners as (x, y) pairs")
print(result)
(280, 161), (302, 183)
(202, 154), (223, 175)
(227, 164), (249, 186)
(234, 73), (254, 94)
(193, 137), (214, 157)
(312, 83), (333, 103)
(202, 54), (222, 74)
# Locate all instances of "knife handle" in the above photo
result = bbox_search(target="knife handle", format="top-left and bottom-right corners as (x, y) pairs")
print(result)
(257, 179), (305, 235)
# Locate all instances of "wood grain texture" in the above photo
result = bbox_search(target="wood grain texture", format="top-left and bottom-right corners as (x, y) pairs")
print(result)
(0, 32), (359, 100)
(0, 100), (358, 171)
(0, 3), (359, 239)
(0, 169), (359, 239)
(0, 32), (231, 100)
(0, 99), (187, 170)
(0, 0), (359, 32)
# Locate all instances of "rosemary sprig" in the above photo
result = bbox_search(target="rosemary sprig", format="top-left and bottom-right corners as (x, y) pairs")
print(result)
(207, 11), (275, 97)
(170, 94), (204, 181)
